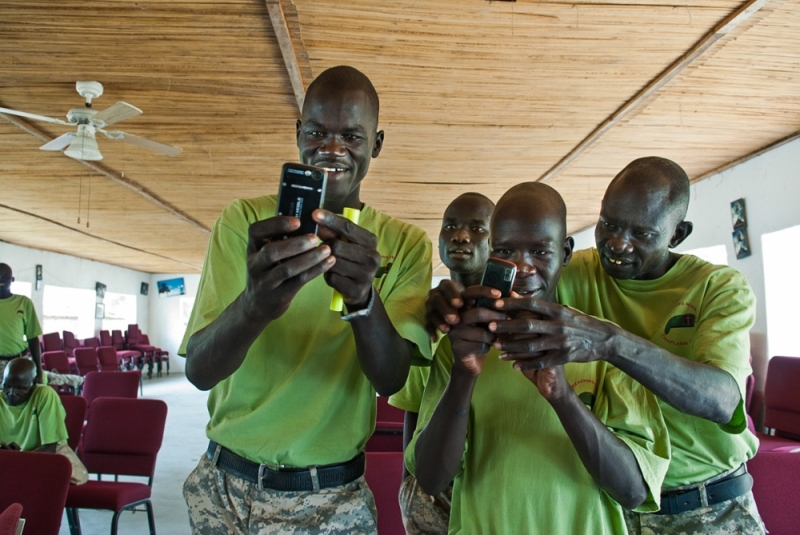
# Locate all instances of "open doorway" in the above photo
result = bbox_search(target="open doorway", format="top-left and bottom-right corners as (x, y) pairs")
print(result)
(763, 224), (800, 359)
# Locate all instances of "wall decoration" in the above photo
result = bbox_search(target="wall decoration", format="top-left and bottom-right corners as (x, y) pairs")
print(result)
(730, 198), (747, 229)
(140, 282), (149, 296)
(95, 303), (105, 319)
(157, 277), (186, 298)
(732, 228), (751, 259)
(95, 282), (106, 298)
(35, 264), (42, 291)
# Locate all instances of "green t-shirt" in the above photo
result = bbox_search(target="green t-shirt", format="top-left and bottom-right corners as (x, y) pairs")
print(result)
(0, 295), (42, 355)
(407, 336), (670, 535)
(0, 385), (68, 451)
(388, 365), (430, 413)
(556, 248), (759, 487)
(180, 196), (432, 467)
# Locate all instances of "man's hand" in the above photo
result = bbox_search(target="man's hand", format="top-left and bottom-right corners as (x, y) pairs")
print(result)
(449, 304), (507, 378)
(244, 216), (335, 322)
(0, 442), (21, 451)
(313, 209), (381, 309)
(520, 365), (571, 401)
(489, 297), (615, 371)
(425, 281), (501, 340)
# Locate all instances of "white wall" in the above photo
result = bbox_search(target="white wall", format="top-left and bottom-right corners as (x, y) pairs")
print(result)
(567, 137), (800, 392)
(147, 273), (201, 373)
(0, 241), (150, 338)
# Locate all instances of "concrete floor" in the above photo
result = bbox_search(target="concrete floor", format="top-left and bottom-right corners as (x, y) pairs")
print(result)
(59, 373), (209, 535)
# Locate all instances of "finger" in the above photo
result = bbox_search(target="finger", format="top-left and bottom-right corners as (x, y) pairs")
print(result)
(488, 317), (556, 335)
(462, 285), (502, 303)
(426, 292), (461, 329)
(512, 355), (561, 371)
(327, 242), (380, 277)
(437, 280), (466, 307)
(313, 210), (377, 247)
(248, 216), (301, 251)
(277, 256), (337, 296)
(493, 297), (560, 316)
(495, 336), (561, 355)
(250, 236), (325, 274)
(460, 307), (508, 326)
(451, 325), (496, 345)
(258, 246), (332, 287)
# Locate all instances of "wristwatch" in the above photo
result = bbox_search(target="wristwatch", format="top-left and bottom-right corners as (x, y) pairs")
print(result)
(341, 286), (375, 322)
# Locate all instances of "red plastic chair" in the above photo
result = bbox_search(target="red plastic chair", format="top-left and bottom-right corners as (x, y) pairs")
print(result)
(42, 332), (63, 352)
(757, 356), (800, 452)
(66, 398), (168, 535)
(97, 346), (123, 371)
(365, 452), (405, 535)
(367, 396), (405, 452)
(83, 337), (100, 348)
(60, 393), (88, 451)
(100, 330), (139, 370)
(81, 371), (140, 408)
(141, 334), (170, 376)
(125, 327), (158, 379)
(748, 451), (800, 535)
(99, 330), (113, 347)
(73, 347), (100, 376)
(0, 450), (72, 535)
(0, 503), (22, 535)
(63, 330), (80, 357)
(41, 350), (73, 374)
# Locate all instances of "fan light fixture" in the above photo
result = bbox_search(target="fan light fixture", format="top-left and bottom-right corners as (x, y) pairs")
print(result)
(64, 124), (103, 161)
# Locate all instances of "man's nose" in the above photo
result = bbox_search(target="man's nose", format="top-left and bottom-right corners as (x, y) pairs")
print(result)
(319, 136), (346, 156)
(452, 228), (471, 243)
(607, 236), (633, 254)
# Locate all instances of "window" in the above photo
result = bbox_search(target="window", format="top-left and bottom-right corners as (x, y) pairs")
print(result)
(681, 244), (728, 266)
(42, 285), (95, 339)
(10, 281), (32, 299)
(102, 292), (138, 333)
(763, 225), (800, 358)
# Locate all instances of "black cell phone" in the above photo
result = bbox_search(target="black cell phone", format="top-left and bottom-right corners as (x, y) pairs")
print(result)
(476, 258), (517, 309)
(276, 163), (328, 239)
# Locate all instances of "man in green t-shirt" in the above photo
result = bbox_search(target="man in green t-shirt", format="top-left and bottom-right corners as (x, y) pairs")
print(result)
(486, 158), (764, 534)
(0, 358), (67, 452)
(410, 183), (669, 534)
(180, 66), (432, 534)
(390, 192), (494, 534)
(0, 264), (43, 382)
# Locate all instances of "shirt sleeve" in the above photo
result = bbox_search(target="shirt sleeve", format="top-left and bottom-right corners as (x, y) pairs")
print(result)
(37, 387), (68, 447)
(388, 366), (430, 412)
(179, 204), (249, 356)
(23, 298), (43, 340)
(379, 235), (433, 362)
(594, 365), (671, 513)
(692, 271), (755, 433)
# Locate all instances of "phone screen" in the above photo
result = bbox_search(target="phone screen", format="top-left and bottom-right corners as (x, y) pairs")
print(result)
(476, 258), (517, 308)
(276, 163), (328, 238)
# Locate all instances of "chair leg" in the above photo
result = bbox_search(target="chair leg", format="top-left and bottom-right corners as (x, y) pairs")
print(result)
(67, 507), (83, 535)
(146, 500), (157, 535)
(111, 510), (122, 535)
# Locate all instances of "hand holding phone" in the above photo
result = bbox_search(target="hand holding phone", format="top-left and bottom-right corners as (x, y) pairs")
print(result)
(276, 163), (328, 239)
(476, 258), (517, 309)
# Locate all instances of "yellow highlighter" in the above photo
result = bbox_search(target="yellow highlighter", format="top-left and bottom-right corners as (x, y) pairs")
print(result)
(330, 207), (361, 312)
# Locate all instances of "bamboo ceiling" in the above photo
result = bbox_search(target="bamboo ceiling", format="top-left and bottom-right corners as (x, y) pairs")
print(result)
(0, 0), (798, 275)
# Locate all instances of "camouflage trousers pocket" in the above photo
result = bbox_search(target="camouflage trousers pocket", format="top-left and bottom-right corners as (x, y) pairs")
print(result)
(398, 475), (451, 535)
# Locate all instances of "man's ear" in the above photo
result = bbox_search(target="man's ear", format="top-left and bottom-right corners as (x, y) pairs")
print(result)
(372, 130), (384, 158)
(563, 236), (575, 266)
(295, 119), (302, 144)
(669, 221), (693, 248)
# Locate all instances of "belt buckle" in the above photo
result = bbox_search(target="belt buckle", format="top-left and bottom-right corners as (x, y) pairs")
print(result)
(257, 462), (284, 491)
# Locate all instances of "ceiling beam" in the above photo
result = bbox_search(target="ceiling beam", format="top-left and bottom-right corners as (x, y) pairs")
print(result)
(266, 0), (313, 112)
(537, 0), (773, 184)
(0, 111), (210, 235)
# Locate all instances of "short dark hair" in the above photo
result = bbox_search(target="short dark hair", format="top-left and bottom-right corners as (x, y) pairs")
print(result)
(304, 66), (379, 120)
(614, 157), (690, 221)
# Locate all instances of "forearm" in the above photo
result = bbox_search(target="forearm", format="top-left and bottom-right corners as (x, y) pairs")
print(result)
(606, 329), (740, 423)
(402, 411), (419, 478)
(550, 390), (648, 509)
(185, 292), (272, 391)
(350, 295), (413, 396)
(28, 340), (42, 379)
(415, 371), (474, 495)
(34, 442), (58, 453)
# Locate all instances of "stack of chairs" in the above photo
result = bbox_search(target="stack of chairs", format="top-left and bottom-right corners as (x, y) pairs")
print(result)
(100, 330), (141, 371)
(126, 324), (170, 378)
(366, 396), (405, 453)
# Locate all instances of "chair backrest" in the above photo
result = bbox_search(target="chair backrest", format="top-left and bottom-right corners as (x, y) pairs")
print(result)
(81, 371), (140, 407)
(83, 336), (100, 348)
(97, 346), (121, 371)
(80, 397), (168, 480)
(41, 350), (71, 374)
(99, 330), (112, 346)
(364, 452), (405, 535)
(73, 347), (99, 376)
(111, 330), (125, 350)
(764, 356), (800, 439)
(0, 503), (23, 535)
(140, 334), (151, 345)
(748, 451), (800, 535)
(59, 393), (87, 451)
(376, 395), (405, 432)
(126, 324), (141, 345)
(62, 330), (79, 356)
(0, 450), (72, 535)
(41, 332), (62, 352)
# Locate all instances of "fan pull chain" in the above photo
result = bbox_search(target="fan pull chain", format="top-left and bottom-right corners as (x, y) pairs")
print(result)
(86, 170), (92, 228)
(77, 174), (83, 224)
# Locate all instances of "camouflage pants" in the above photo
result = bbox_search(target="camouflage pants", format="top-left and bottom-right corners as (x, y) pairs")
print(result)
(398, 475), (451, 535)
(625, 491), (766, 535)
(183, 454), (378, 535)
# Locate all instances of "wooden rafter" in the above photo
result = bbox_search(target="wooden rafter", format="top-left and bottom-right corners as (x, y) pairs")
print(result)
(537, 0), (773, 184)
(0, 111), (210, 235)
(266, 0), (313, 111)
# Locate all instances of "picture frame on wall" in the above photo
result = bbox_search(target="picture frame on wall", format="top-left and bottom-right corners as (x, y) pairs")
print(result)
(141, 282), (149, 296)
(95, 303), (105, 319)
(157, 277), (186, 298)
(95, 282), (106, 298)
(732, 228), (751, 259)
(730, 198), (747, 229)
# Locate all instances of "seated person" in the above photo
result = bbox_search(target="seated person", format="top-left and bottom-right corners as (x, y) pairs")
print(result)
(0, 357), (67, 452)
(408, 183), (670, 534)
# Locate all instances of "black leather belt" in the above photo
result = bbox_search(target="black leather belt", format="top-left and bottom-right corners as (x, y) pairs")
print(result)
(0, 352), (26, 361)
(656, 465), (752, 515)
(206, 440), (365, 492)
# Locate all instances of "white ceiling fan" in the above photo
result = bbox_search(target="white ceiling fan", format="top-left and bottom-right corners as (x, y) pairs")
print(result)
(0, 81), (182, 161)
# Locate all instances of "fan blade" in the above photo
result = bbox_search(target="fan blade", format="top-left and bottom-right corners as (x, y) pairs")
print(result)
(0, 106), (72, 126)
(104, 130), (182, 156)
(93, 102), (142, 127)
(40, 132), (76, 151)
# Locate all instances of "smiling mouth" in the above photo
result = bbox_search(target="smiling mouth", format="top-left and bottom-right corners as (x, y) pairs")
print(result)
(317, 165), (349, 175)
(605, 255), (633, 267)
(448, 249), (472, 257)
(514, 287), (542, 297)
